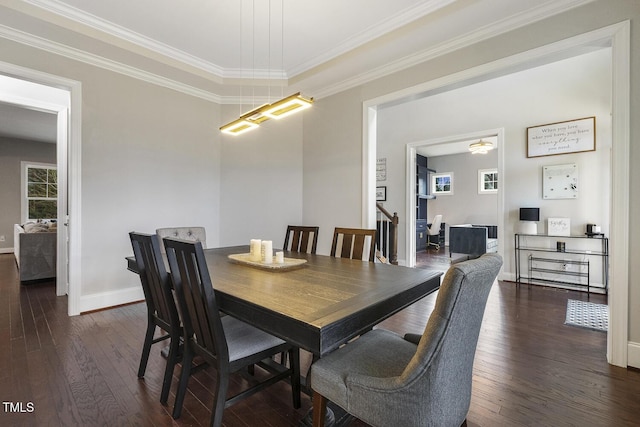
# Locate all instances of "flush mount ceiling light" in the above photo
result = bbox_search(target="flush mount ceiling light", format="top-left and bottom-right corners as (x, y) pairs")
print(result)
(219, 2), (313, 136)
(469, 140), (494, 154)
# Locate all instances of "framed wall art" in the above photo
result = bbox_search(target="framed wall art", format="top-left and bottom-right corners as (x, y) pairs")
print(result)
(478, 169), (498, 194)
(432, 172), (453, 195)
(376, 186), (387, 201)
(548, 217), (571, 236)
(527, 116), (595, 158)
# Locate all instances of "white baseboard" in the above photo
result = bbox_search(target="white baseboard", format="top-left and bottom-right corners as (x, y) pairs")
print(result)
(0, 248), (14, 254)
(627, 341), (640, 369)
(79, 285), (144, 314)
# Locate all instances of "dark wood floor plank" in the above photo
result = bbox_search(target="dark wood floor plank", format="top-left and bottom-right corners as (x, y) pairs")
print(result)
(2, 252), (640, 426)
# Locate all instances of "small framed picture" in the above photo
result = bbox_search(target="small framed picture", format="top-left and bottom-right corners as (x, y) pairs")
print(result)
(376, 186), (387, 201)
(478, 169), (498, 194)
(548, 217), (571, 236)
(432, 172), (453, 195)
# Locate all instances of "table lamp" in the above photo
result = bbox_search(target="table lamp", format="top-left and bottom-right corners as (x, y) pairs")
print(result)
(520, 208), (540, 234)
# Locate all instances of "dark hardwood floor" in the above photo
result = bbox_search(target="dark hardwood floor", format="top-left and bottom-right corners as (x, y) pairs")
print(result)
(2, 252), (639, 426)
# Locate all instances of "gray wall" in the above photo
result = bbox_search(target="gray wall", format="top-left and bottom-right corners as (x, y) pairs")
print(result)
(428, 150), (499, 237)
(0, 137), (56, 250)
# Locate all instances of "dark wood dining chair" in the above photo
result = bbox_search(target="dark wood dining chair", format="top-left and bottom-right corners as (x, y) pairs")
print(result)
(330, 227), (377, 262)
(283, 225), (319, 254)
(163, 238), (301, 426)
(129, 232), (182, 406)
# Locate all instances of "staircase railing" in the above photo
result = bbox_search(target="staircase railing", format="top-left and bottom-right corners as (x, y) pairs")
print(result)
(376, 202), (398, 265)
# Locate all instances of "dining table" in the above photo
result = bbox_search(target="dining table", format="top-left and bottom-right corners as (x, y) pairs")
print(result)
(127, 244), (442, 357)
(127, 244), (442, 426)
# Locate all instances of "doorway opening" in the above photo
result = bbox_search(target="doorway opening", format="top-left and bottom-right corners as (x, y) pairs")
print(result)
(362, 22), (630, 367)
(0, 62), (82, 316)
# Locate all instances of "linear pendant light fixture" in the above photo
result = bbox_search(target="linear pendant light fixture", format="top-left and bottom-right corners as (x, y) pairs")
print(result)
(220, 92), (313, 135)
(220, 1), (313, 136)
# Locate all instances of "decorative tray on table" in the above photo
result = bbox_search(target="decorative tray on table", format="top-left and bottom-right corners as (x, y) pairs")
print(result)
(227, 253), (307, 271)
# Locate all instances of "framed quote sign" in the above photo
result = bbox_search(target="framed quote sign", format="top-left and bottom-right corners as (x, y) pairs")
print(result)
(526, 117), (595, 158)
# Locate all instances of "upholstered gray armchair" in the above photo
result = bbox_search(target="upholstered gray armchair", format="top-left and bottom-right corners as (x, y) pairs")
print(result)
(310, 253), (503, 427)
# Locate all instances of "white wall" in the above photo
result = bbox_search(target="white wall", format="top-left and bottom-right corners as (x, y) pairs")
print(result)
(219, 104), (304, 248)
(376, 48), (612, 272)
(303, 88), (365, 254)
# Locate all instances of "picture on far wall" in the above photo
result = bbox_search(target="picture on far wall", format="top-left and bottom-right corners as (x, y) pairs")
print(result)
(376, 186), (386, 201)
(478, 169), (498, 194)
(526, 116), (595, 158)
(432, 172), (453, 195)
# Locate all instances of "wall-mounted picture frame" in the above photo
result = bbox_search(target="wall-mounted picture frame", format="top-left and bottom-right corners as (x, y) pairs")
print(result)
(548, 217), (571, 236)
(478, 169), (498, 194)
(376, 186), (387, 201)
(432, 172), (453, 195)
(543, 163), (578, 199)
(376, 158), (387, 181)
(527, 116), (595, 158)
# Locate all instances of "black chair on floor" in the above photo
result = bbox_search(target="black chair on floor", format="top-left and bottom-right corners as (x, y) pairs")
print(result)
(129, 232), (182, 405)
(283, 225), (319, 254)
(163, 238), (301, 426)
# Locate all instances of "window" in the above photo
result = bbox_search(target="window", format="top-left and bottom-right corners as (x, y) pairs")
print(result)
(478, 169), (498, 194)
(22, 162), (57, 221)
(432, 172), (453, 195)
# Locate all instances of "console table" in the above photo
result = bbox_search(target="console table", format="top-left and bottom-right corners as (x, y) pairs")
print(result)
(514, 233), (608, 295)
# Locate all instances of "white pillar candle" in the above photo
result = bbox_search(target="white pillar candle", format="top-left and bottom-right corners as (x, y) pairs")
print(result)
(275, 251), (284, 264)
(261, 240), (273, 264)
(250, 239), (262, 261)
(593, 225), (601, 233)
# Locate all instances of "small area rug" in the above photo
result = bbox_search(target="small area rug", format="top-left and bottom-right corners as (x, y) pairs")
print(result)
(565, 299), (608, 332)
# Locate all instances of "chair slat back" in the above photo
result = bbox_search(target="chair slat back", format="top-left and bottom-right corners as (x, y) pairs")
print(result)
(283, 225), (319, 254)
(330, 227), (377, 262)
(163, 238), (228, 364)
(130, 232), (178, 330)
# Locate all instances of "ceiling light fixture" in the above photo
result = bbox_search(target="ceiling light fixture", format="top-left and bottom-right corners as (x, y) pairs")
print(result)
(262, 92), (313, 120)
(219, 1), (313, 136)
(468, 140), (494, 154)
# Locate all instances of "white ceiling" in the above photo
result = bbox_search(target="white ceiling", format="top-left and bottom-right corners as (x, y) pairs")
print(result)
(0, 0), (595, 143)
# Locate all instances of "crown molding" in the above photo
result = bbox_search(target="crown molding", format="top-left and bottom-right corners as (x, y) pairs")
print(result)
(0, 24), (222, 103)
(2, 0), (597, 104)
(287, 0), (457, 77)
(22, 0), (230, 77)
(313, 0), (597, 99)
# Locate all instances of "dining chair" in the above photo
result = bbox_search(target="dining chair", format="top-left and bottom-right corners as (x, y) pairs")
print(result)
(427, 214), (443, 250)
(330, 227), (377, 262)
(310, 253), (503, 427)
(129, 232), (182, 405)
(283, 225), (319, 254)
(163, 238), (301, 426)
(156, 226), (206, 253)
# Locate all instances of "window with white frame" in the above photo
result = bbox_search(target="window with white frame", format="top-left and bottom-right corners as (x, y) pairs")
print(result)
(432, 172), (453, 195)
(478, 169), (498, 194)
(22, 162), (57, 222)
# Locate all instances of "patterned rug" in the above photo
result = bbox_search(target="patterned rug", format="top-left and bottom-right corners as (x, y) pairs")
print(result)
(565, 299), (608, 332)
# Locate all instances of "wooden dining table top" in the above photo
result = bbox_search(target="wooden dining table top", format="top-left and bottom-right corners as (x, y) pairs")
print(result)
(127, 245), (442, 357)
